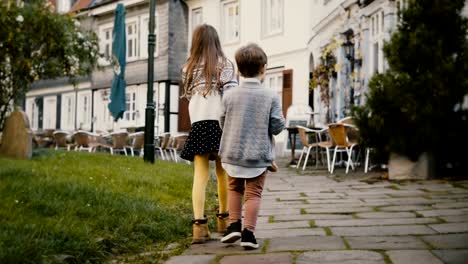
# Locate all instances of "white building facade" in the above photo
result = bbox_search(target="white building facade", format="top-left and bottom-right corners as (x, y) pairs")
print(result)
(308, 0), (406, 125)
(25, 0), (189, 135)
(184, 0), (315, 152)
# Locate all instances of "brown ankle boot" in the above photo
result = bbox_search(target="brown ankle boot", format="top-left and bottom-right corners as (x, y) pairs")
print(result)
(216, 212), (229, 233)
(192, 219), (210, 244)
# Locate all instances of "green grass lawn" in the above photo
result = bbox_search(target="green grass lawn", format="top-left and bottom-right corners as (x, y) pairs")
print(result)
(0, 151), (218, 263)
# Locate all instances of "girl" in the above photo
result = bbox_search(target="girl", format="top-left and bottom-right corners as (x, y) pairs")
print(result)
(179, 24), (238, 244)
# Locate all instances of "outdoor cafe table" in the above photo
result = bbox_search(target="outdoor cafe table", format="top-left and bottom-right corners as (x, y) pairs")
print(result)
(286, 126), (299, 165)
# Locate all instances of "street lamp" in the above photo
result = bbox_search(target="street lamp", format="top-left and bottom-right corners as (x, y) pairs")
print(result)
(342, 39), (354, 62)
(144, 0), (156, 163)
(342, 31), (355, 106)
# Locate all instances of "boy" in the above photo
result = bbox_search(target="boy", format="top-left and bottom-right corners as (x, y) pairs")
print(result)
(218, 43), (285, 249)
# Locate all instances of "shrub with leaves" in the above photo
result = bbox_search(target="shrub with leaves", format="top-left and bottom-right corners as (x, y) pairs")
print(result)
(352, 0), (468, 176)
(0, 0), (100, 130)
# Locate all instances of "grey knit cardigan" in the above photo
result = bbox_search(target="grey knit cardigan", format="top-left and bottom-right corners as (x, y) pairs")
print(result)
(219, 79), (285, 168)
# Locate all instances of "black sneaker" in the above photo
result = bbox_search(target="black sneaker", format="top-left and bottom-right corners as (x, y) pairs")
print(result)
(220, 220), (241, 243)
(240, 228), (259, 249)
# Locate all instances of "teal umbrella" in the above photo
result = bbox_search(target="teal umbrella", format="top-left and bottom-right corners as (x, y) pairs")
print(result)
(108, 3), (126, 121)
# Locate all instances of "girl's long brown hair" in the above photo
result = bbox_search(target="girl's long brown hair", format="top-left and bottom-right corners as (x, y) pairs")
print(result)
(183, 24), (226, 97)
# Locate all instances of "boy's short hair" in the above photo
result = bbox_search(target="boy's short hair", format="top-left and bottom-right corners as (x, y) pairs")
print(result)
(235, 43), (267, 78)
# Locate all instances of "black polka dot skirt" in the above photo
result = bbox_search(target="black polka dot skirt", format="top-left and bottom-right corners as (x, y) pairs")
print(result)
(180, 120), (222, 162)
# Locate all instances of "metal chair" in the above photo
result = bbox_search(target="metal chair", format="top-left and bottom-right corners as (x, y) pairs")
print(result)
(129, 132), (144, 157)
(110, 131), (129, 155)
(328, 123), (358, 174)
(73, 130), (100, 152)
(53, 130), (73, 151)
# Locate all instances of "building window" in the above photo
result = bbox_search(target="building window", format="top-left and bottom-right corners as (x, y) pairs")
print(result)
(127, 22), (138, 60)
(222, 0), (239, 43)
(397, 0), (407, 17)
(27, 98), (39, 130)
(61, 94), (75, 130)
(99, 27), (113, 63)
(263, 0), (283, 36)
(78, 93), (91, 129)
(265, 71), (283, 106)
(44, 97), (56, 129)
(192, 8), (203, 32)
(370, 11), (384, 73)
(140, 15), (158, 59)
(124, 91), (136, 121)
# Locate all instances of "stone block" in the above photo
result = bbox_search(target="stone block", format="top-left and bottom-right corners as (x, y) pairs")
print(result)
(219, 253), (293, 264)
(432, 250), (468, 264)
(165, 255), (216, 264)
(386, 250), (443, 264)
(388, 153), (432, 180)
(268, 236), (345, 252)
(296, 250), (385, 264)
(421, 234), (468, 249)
(331, 225), (437, 236)
(429, 223), (468, 234)
(0, 111), (32, 159)
(346, 236), (427, 250)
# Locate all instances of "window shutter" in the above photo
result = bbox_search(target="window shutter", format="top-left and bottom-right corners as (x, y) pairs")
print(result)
(282, 69), (293, 117)
(178, 82), (191, 132)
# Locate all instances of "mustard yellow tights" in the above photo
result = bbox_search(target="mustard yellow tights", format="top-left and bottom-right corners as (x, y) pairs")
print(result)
(192, 153), (228, 219)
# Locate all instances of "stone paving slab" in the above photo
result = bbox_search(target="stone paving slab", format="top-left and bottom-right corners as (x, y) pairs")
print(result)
(418, 209), (467, 217)
(343, 193), (391, 199)
(431, 202), (468, 209)
(274, 213), (354, 221)
(256, 220), (310, 230)
(305, 206), (373, 214)
(169, 168), (468, 264)
(440, 215), (468, 223)
(315, 217), (439, 227)
(355, 212), (417, 218)
(363, 197), (433, 205)
(165, 255), (216, 264)
(258, 208), (300, 216)
(304, 198), (364, 204)
(386, 190), (427, 197)
(428, 194), (468, 199)
(255, 227), (326, 238)
(303, 203), (380, 209)
(346, 236), (428, 250)
(256, 217), (269, 224)
(379, 205), (432, 211)
(268, 236), (346, 252)
(386, 250), (443, 264)
(182, 239), (262, 255)
(432, 250), (468, 264)
(259, 203), (312, 210)
(219, 253), (293, 264)
(429, 223), (468, 233)
(421, 234), (468, 249)
(296, 250), (385, 264)
(331, 225), (437, 236)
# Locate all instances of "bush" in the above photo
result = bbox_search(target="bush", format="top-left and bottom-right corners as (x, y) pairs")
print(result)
(353, 0), (468, 176)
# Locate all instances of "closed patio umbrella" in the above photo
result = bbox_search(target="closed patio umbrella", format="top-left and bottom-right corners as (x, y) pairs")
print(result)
(108, 3), (126, 121)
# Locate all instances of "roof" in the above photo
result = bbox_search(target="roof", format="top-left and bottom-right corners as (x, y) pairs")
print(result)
(69, 0), (93, 13)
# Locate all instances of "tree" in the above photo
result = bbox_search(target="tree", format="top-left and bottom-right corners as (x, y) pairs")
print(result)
(0, 0), (100, 130)
(352, 0), (468, 176)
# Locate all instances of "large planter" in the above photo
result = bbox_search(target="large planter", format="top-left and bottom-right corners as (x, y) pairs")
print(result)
(388, 152), (434, 180)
